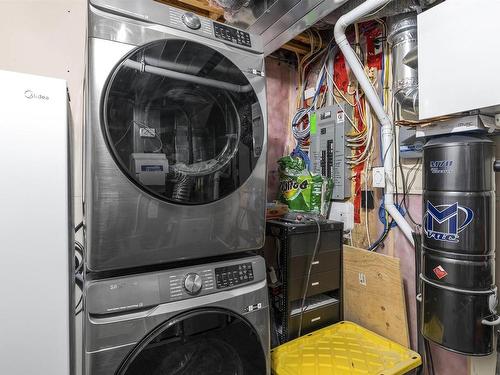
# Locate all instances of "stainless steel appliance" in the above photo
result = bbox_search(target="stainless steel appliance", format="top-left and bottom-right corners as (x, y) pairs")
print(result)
(83, 255), (270, 374)
(85, 1), (267, 272)
(421, 135), (498, 355)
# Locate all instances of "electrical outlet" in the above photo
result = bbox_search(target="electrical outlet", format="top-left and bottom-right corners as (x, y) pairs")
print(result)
(329, 201), (354, 231)
(372, 167), (385, 188)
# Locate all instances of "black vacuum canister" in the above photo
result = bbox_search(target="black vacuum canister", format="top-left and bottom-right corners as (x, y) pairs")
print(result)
(421, 135), (498, 356)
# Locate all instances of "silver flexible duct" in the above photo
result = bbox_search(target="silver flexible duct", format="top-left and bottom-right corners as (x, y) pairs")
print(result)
(388, 14), (419, 117)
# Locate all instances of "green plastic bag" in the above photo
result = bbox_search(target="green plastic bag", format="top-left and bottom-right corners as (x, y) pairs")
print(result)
(278, 156), (332, 213)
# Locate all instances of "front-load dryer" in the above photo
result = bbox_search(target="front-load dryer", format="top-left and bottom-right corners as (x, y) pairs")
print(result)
(83, 255), (270, 374)
(85, 1), (267, 271)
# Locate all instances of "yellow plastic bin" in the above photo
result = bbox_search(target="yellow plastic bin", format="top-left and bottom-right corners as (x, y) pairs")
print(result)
(271, 321), (421, 375)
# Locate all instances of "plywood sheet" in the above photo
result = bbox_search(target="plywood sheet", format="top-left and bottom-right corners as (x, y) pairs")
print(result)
(343, 245), (410, 347)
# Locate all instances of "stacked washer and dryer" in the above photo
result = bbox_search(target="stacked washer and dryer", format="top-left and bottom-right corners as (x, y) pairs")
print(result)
(84, 1), (269, 373)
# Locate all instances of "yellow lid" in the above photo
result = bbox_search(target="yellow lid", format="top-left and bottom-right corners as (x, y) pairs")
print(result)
(271, 321), (421, 375)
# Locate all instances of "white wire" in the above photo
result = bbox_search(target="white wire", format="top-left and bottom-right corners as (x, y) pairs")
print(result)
(326, 78), (373, 165)
(362, 1), (392, 20)
(291, 53), (331, 149)
(364, 105), (374, 247)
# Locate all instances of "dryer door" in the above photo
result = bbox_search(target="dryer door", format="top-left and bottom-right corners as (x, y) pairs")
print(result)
(116, 309), (267, 375)
(102, 39), (264, 205)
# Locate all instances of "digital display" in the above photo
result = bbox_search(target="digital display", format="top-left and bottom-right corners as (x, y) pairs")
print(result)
(214, 23), (251, 47)
(215, 262), (254, 289)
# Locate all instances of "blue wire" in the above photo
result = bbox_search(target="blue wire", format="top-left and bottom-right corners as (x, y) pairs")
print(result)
(290, 145), (312, 170)
(291, 60), (328, 172)
(378, 202), (406, 229)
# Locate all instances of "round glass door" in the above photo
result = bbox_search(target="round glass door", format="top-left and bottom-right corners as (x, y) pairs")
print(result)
(116, 309), (267, 375)
(103, 39), (263, 205)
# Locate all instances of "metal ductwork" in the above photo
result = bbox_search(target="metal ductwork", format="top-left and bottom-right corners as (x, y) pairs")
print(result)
(323, 0), (419, 25)
(225, 0), (443, 56)
(388, 14), (419, 118)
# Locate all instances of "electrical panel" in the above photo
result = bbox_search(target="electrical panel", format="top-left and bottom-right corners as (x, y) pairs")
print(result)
(310, 104), (352, 200)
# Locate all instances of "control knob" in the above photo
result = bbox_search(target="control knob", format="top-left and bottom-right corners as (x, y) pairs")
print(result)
(182, 12), (201, 30)
(184, 273), (203, 295)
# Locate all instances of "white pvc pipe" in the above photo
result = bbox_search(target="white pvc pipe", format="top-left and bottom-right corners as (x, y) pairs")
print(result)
(334, 0), (415, 246)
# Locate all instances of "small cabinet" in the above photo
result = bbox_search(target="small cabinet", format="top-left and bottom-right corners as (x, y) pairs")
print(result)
(262, 219), (343, 344)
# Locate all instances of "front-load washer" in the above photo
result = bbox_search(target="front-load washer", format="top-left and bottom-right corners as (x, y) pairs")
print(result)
(83, 254), (270, 375)
(85, 1), (267, 272)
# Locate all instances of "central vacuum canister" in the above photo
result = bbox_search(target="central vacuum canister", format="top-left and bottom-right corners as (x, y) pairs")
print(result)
(421, 135), (497, 356)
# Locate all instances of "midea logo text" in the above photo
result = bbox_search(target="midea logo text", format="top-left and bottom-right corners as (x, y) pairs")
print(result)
(24, 90), (49, 100)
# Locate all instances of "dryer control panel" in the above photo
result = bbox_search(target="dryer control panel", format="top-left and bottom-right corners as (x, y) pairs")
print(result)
(214, 23), (252, 47)
(215, 262), (254, 289)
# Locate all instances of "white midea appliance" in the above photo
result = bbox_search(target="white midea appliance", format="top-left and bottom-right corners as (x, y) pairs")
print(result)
(0, 70), (74, 375)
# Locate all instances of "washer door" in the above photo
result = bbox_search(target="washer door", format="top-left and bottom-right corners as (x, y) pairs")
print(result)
(116, 309), (267, 375)
(102, 39), (264, 205)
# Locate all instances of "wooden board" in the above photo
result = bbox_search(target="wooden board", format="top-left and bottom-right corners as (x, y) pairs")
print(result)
(343, 245), (410, 347)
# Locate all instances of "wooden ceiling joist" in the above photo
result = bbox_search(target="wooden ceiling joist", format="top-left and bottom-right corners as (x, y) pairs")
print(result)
(156, 0), (225, 21)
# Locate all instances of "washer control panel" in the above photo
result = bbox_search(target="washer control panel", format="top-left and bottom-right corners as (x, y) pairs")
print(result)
(183, 273), (203, 295)
(87, 256), (264, 315)
(169, 268), (214, 300)
(214, 23), (251, 47)
(215, 262), (254, 289)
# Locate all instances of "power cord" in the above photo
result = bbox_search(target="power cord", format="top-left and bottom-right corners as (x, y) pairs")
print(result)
(74, 222), (85, 316)
(424, 338), (436, 375)
(297, 217), (321, 338)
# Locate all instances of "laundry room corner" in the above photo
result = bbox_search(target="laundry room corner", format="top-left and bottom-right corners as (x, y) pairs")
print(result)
(2, 1), (500, 375)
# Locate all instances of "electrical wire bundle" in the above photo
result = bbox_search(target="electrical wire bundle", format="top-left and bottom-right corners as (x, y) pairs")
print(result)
(290, 31), (329, 167)
(289, 20), (420, 253)
(75, 221), (84, 316)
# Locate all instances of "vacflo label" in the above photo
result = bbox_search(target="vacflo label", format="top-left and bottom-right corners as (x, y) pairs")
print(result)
(424, 201), (474, 242)
(430, 160), (454, 174)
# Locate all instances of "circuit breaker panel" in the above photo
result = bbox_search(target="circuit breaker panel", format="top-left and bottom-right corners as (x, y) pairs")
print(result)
(310, 104), (352, 200)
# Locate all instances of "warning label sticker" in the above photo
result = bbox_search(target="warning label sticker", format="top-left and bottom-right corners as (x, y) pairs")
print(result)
(433, 265), (448, 279)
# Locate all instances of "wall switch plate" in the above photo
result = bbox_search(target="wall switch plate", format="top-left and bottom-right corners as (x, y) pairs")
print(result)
(304, 87), (316, 100)
(372, 167), (385, 188)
